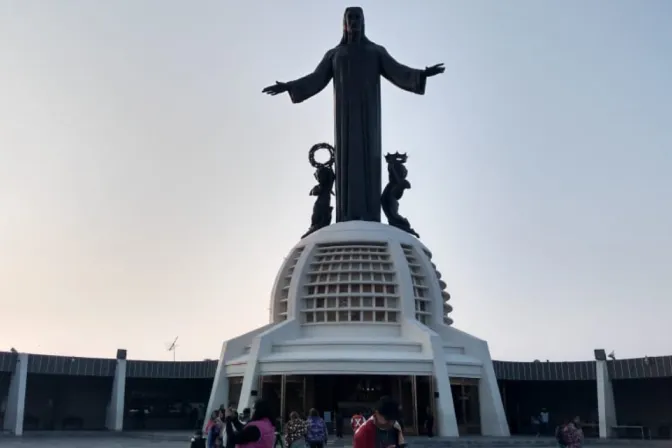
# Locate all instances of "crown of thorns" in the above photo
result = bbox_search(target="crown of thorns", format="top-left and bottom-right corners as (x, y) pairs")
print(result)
(309, 143), (335, 168)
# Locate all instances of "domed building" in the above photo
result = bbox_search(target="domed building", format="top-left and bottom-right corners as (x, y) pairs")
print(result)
(206, 221), (509, 437)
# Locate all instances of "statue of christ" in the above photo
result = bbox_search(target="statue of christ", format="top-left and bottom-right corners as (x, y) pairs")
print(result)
(263, 6), (444, 223)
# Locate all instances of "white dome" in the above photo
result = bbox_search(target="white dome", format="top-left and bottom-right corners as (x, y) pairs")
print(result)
(269, 221), (453, 328)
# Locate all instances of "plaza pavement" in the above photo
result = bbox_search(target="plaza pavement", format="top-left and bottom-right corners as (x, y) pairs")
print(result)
(0, 432), (668, 447)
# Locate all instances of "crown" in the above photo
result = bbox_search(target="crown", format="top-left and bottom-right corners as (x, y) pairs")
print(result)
(384, 152), (408, 163)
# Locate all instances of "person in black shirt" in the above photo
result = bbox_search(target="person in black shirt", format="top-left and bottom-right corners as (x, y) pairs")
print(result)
(225, 399), (276, 447)
(334, 410), (343, 438)
(424, 407), (434, 438)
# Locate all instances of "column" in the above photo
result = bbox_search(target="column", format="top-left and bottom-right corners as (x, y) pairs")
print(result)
(410, 376), (418, 435)
(302, 376), (307, 414)
(596, 359), (617, 438)
(3, 352), (28, 436)
(105, 349), (127, 431)
(429, 376), (437, 435)
(280, 375), (287, 422)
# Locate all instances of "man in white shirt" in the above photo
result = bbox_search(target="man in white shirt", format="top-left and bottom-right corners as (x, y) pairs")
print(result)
(539, 408), (550, 436)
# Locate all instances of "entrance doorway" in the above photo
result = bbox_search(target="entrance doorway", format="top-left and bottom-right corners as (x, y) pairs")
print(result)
(255, 374), (482, 437)
(260, 374), (426, 435)
(451, 378), (481, 435)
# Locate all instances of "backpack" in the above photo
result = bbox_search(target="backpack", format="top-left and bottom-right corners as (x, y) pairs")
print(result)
(306, 417), (326, 442)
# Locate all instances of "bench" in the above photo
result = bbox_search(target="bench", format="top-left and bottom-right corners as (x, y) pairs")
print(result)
(612, 425), (651, 439)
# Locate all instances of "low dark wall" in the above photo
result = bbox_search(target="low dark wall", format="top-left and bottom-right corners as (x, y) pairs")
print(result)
(124, 377), (211, 430)
(499, 380), (597, 435)
(23, 374), (112, 430)
(614, 378), (672, 439)
(0, 372), (11, 427)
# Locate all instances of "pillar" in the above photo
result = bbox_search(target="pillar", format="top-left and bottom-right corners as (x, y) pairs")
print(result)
(433, 374), (458, 436)
(280, 375), (287, 422)
(105, 349), (127, 431)
(429, 375), (437, 433)
(411, 375), (419, 435)
(3, 352), (28, 436)
(596, 359), (617, 438)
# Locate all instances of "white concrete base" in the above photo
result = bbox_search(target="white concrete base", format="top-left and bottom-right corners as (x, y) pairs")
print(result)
(3, 353), (28, 436)
(206, 318), (509, 437)
(206, 221), (509, 437)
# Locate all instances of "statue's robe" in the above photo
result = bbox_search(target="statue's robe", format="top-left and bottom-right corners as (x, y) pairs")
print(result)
(287, 41), (427, 223)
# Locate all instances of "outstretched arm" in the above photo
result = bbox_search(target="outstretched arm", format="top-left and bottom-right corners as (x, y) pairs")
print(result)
(286, 50), (334, 104)
(379, 46), (427, 95)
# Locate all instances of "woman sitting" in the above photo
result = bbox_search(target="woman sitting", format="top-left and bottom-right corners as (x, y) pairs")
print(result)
(225, 399), (276, 448)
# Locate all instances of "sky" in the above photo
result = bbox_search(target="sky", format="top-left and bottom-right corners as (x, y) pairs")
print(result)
(1, 0), (671, 363)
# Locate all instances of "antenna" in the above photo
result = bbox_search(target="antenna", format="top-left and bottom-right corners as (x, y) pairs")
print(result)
(167, 336), (179, 362)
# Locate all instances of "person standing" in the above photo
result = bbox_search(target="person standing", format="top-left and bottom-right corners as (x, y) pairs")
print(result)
(353, 397), (406, 448)
(224, 400), (276, 448)
(334, 410), (343, 438)
(539, 408), (550, 436)
(561, 416), (584, 448)
(351, 411), (365, 434)
(305, 409), (328, 448)
(424, 407), (434, 438)
(285, 411), (307, 448)
(208, 411), (224, 448)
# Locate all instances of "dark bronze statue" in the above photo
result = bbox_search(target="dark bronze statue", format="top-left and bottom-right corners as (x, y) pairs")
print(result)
(302, 143), (336, 239)
(263, 6), (444, 224)
(381, 152), (419, 238)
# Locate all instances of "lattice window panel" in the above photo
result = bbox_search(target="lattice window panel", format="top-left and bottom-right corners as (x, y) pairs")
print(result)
(273, 246), (304, 322)
(402, 244), (431, 325)
(301, 242), (399, 324)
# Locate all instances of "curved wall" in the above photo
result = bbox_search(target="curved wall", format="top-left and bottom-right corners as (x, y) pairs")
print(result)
(3, 352), (672, 380)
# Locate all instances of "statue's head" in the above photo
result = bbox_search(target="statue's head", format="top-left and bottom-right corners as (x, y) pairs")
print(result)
(340, 7), (369, 44)
(343, 7), (364, 34)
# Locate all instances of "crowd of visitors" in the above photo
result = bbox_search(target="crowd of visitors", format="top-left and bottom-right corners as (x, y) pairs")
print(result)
(190, 397), (410, 448)
(190, 400), (586, 448)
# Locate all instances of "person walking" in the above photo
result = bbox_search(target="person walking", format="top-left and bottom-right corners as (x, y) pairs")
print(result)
(284, 411), (307, 448)
(224, 400), (276, 448)
(305, 409), (328, 448)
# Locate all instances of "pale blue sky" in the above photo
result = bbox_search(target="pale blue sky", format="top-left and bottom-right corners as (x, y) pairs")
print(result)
(1, 0), (670, 362)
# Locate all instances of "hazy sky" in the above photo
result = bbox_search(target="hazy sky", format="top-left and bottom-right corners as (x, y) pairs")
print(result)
(1, 1), (670, 362)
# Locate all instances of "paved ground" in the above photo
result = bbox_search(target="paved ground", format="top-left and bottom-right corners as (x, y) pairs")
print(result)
(0, 433), (667, 447)
(0, 438), (175, 447)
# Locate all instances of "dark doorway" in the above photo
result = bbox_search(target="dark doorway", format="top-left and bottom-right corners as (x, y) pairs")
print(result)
(450, 378), (481, 435)
(268, 374), (417, 435)
(124, 377), (211, 430)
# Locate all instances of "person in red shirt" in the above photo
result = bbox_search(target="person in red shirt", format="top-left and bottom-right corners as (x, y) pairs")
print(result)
(351, 411), (365, 433)
(353, 397), (406, 448)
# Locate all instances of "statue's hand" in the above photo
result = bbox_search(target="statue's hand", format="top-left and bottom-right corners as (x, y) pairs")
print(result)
(262, 81), (289, 96)
(424, 63), (445, 77)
